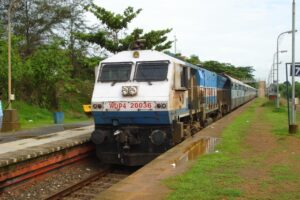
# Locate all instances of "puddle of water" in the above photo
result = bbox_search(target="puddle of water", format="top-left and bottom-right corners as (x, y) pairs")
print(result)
(172, 137), (220, 168)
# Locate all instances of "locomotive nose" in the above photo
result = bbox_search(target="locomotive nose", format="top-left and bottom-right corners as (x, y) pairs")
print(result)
(91, 130), (109, 144)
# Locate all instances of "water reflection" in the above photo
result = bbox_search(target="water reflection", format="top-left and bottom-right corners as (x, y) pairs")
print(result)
(171, 137), (220, 168)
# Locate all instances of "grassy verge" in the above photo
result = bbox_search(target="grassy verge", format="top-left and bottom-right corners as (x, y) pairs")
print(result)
(165, 99), (262, 200)
(166, 98), (300, 200)
(11, 101), (90, 129)
(262, 100), (300, 137)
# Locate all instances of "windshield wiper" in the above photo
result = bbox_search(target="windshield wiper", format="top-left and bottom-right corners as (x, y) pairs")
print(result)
(139, 71), (152, 85)
(111, 80), (119, 86)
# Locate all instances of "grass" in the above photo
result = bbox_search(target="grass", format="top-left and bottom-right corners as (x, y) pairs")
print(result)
(262, 100), (300, 137)
(270, 164), (298, 181)
(9, 101), (90, 129)
(166, 98), (300, 200)
(165, 99), (262, 200)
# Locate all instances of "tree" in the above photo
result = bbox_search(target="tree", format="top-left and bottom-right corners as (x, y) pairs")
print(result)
(24, 40), (71, 109)
(0, 0), (71, 57)
(0, 2), (98, 111)
(185, 55), (201, 65)
(64, 0), (93, 78)
(78, 4), (172, 53)
(202, 60), (255, 80)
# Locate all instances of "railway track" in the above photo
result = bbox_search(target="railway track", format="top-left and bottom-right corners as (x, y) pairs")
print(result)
(0, 143), (95, 190)
(0, 124), (137, 200)
(0, 155), (136, 200)
(46, 167), (133, 200)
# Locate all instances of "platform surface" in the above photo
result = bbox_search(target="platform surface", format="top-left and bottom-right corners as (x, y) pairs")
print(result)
(0, 121), (92, 144)
(0, 125), (94, 167)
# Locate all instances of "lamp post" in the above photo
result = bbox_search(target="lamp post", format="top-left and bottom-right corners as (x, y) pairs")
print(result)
(276, 31), (295, 109)
(7, 1), (13, 110)
(2, 0), (20, 132)
(273, 50), (287, 104)
(7, 0), (20, 109)
(268, 65), (274, 97)
(290, 0), (298, 133)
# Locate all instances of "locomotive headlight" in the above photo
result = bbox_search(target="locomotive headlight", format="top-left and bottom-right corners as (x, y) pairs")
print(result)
(129, 86), (137, 96)
(122, 86), (129, 96)
(122, 86), (138, 96)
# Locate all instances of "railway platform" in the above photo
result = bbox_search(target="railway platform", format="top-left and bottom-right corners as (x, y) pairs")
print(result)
(94, 101), (254, 200)
(0, 121), (92, 144)
(0, 125), (94, 189)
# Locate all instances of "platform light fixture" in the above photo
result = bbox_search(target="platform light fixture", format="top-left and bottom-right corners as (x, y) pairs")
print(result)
(276, 30), (297, 109)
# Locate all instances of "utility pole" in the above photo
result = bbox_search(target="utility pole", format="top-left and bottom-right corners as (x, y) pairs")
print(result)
(290, 0), (298, 133)
(174, 35), (177, 54)
(276, 30), (293, 109)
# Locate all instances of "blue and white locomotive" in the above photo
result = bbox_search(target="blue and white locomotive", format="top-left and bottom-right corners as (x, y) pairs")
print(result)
(91, 50), (256, 166)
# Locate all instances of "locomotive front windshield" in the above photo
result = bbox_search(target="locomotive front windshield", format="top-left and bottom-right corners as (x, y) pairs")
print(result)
(135, 61), (169, 81)
(99, 63), (132, 82)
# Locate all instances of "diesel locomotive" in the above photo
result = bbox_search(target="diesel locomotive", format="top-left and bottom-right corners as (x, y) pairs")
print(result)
(91, 50), (256, 166)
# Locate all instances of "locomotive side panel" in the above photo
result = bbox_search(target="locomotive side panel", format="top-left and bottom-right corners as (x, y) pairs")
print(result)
(169, 63), (190, 118)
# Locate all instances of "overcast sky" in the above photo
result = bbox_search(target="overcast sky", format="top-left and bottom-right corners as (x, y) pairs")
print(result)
(90, 0), (300, 83)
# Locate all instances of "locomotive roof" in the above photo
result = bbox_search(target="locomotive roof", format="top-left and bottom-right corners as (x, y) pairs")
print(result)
(100, 50), (255, 90)
(102, 50), (178, 63)
(101, 50), (202, 70)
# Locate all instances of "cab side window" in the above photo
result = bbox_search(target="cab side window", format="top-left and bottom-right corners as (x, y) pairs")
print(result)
(174, 64), (189, 90)
(181, 67), (188, 88)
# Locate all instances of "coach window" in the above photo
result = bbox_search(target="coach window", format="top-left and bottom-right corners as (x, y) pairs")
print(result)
(135, 61), (169, 81)
(98, 62), (132, 82)
(181, 66), (188, 88)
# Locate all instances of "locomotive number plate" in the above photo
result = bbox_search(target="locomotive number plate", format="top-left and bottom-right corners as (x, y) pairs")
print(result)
(104, 101), (156, 111)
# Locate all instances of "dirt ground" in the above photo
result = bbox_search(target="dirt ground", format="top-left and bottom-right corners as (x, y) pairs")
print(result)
(238, 106), (300, 199)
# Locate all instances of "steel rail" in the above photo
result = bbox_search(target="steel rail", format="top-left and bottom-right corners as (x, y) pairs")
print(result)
(45, 168), (111, 200)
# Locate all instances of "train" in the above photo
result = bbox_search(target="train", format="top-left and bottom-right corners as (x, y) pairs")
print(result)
(90, 50), (257, 166)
